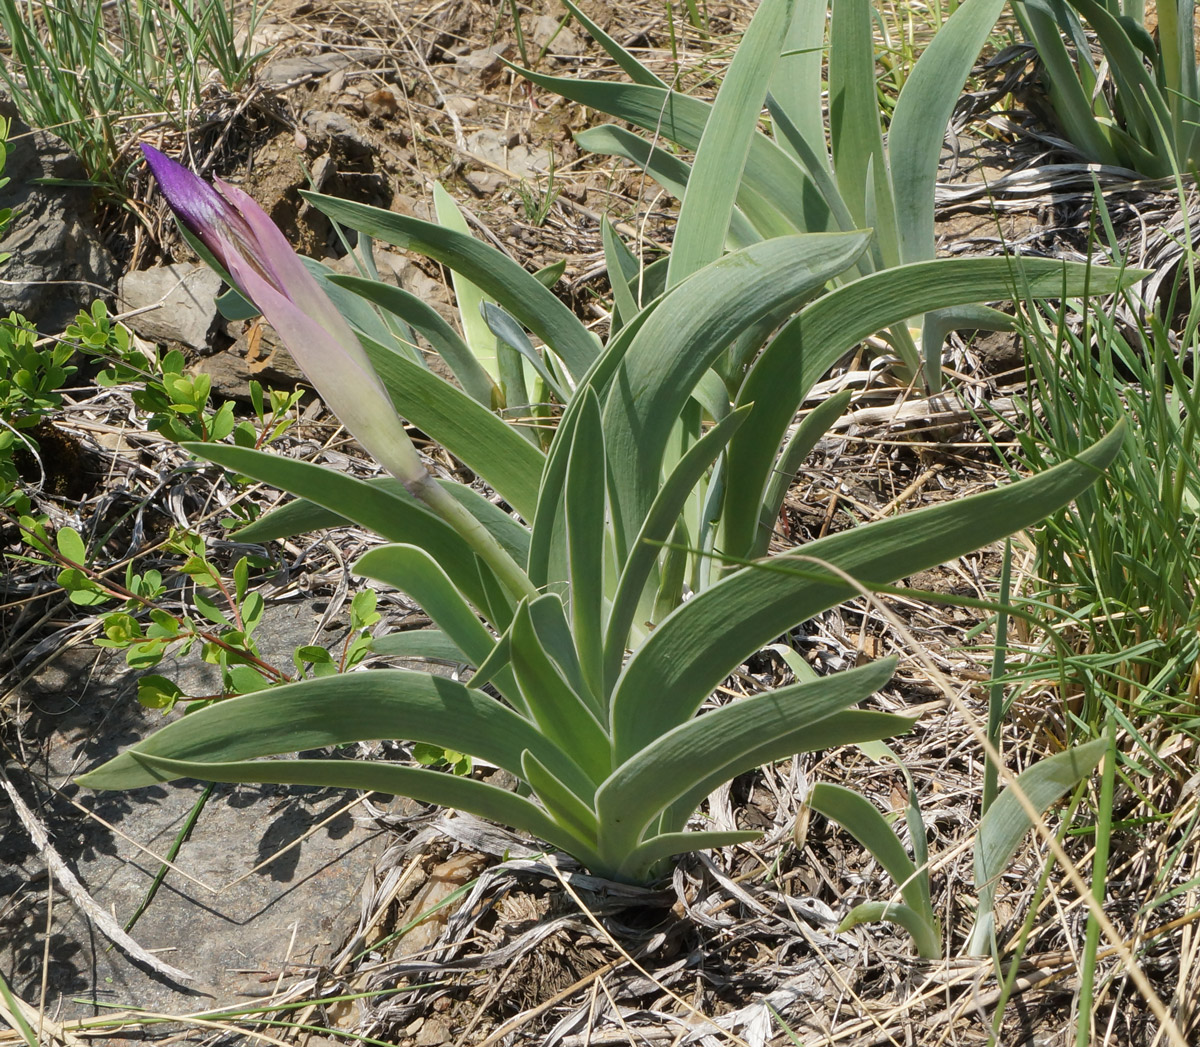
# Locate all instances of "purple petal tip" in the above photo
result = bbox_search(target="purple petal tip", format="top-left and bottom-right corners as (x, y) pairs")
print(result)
(140, 144), (228, 241)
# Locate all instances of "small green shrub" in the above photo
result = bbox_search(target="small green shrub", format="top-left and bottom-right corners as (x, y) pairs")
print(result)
(0, 313), (77, 510)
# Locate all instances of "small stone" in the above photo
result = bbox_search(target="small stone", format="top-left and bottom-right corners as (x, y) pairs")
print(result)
(195, 322), (306, 401)
(336, 91), (367, 116)
(390, 193), (435, 222)
(118, 263), (224, 352)
(529, 15), (586, 57)
(415, 1017), (451, 1046)
(364, 87), (400, 119)
(309, 154), (337, 193)
(389, 193), (419, 218)
(302, 110), (373, 159)
(455, 45), (510, 84)
(973, 329), (1025, 376)
(464, 169), (506, 195)
(442, 94), (478, 119)
(260, 51), (353, 86)
(464, 129), (550, 180)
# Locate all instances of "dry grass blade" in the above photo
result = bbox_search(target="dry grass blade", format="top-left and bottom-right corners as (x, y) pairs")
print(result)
(0, 766), (194, 984)
(471, 958), (625, 1047)
(783, 554), (1190, 1047)
(545, 862), (754, 1047)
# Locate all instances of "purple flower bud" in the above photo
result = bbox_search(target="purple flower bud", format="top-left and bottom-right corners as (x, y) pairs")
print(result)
(141, 145), (425, 485)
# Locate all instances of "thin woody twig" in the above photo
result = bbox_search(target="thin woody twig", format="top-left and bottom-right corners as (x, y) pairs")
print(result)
(0, 767), (195, 984)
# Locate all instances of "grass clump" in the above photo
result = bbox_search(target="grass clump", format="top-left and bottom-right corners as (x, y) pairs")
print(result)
(0, 0), (274, 197)
(1015, 254), (1200, 743)
(1005, 192), (1200, 1043)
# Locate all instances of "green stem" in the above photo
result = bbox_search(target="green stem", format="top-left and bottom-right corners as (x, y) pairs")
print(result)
(123, 782), (214, 934)
(982, 539), (1012, 816)
(409, 472), (538, 603)
(1076, 718), (1116, 1047)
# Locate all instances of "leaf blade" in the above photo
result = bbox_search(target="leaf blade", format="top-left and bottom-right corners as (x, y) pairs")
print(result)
(809, 781), (939, 955)
(116, 753), (598, 867)
(353, 544), (496, 667)
(77, 669), (591, 800)
(967, 738), (1107, 955)
(888, 0), (1009, 264)
(612, 426), (1125, 760)
(668, 0), (795, 285)
(303, 191), (598, 381)
(598, 660), (897, 858)
(722, 256), (1146, 561)
(359, 341), (543, 521)
(604, 232), (869, 559)
(184, 443), (497, 613)
(565, 390), (608, 700)
(329, 274), (497, 406)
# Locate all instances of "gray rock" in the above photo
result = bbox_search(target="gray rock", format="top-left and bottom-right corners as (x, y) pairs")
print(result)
(464, 129), (551, 180)
(455, 45), (509, 83)
(260, 50), (354, 86)
(529, 15), (586, 57)
(443, 94), (479, 119)
(464, 168), (506, 195)
(195, 322), (306, 401)
(0, 599), (394, 1016)
(301, 111), (373, 160)
(118, 262), (225, 351)
(326, 247), (454, 323)
(0, 101), (116, 329)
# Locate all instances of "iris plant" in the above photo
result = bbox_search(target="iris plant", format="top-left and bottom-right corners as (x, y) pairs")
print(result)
(85, 134), (1134, 899)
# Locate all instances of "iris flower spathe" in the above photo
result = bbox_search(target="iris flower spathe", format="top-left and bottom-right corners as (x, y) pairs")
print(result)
(140, 144), (426, 487)
(141, 145), (536, 601)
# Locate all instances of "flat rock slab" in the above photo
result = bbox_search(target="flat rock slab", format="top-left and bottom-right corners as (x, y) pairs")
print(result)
(0, 98), (116, 330)
(1, 600), (391, 1019)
